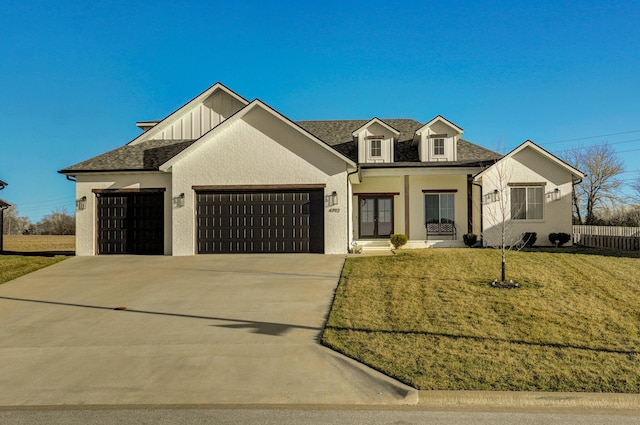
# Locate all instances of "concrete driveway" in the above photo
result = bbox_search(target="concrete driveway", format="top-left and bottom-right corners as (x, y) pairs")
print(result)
(0, 255), (416, 406)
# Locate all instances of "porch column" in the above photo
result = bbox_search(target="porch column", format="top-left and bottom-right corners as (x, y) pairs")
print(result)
(467, 174), (473, 234)
(404, 175), (410, 236)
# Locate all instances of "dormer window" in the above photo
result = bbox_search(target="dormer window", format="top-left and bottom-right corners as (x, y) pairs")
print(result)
(433, 138), (445, 156)
(370, 139), (382, 157)
(414, 117), (463, 162)
(352, 118), (399, 164)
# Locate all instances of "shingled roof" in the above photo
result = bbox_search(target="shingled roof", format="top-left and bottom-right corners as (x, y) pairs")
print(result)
(60, 139), (196, 173)
(60, 118), (500, 173)
(297, 119), (500, 166)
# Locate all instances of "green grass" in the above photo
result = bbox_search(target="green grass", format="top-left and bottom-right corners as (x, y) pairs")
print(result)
(0, 235), (74, 284)
(322, 248), (640, 392)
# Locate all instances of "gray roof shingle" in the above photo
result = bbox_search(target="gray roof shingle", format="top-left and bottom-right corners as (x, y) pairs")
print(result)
(60, 139), (196, 173)
(297, 119), (500, 166)
(61, 118), (500, 173)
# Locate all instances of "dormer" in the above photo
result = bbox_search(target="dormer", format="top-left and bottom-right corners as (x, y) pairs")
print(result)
(351, 118), (400, 164)
(413, 115), (463, 162)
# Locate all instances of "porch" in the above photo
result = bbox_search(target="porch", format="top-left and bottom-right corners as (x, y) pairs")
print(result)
(352, 238), (465, 254)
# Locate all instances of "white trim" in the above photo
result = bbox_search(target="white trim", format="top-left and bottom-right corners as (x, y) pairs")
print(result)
(414, 115), (464, 143)
(128, 83), (249, 146)
(360, 166), (482, 177)
(474, 140), (584, 182)
(351, 118), (400, 138)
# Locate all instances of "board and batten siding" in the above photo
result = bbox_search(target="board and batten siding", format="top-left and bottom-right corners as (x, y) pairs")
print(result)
(141, 90), (247, 142)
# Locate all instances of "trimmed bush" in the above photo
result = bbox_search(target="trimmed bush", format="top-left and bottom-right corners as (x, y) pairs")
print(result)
(522, 232), (537, 247)
(463, 233), (478, 247)
(390, 234), (408, 249)
(549, 232), (571, 247)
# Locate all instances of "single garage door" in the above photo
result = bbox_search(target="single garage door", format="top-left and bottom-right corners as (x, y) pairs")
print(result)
(96, 190), (164, 255)
(196, 189), (324, 254)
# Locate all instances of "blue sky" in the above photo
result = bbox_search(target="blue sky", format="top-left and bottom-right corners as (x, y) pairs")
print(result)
(2, 0), (639, 221)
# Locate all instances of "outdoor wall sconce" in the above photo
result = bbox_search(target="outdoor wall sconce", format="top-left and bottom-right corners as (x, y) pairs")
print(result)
(325, 191), (338, 207)
(76, 196), (87, 211)
(486, 189), (500, 203)
(172, 192), (185, 208)
(547, 188), (561, 201)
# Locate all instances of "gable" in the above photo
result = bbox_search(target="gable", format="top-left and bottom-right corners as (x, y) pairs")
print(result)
(170, 117), (350, 187)
(475, 141), (584, 184)
(129, 83), (248, 145)
(161, 100), (356, 174)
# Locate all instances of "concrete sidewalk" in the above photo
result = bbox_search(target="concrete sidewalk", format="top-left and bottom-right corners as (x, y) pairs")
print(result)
(0, 255), (417, 406)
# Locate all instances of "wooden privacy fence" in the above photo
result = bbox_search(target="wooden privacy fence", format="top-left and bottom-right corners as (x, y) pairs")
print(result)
(573, 225), (640, 251)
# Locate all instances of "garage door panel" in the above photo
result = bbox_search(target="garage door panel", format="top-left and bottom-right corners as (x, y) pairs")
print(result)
(97, 192), (164, 255)
(197, 190), (323, 254)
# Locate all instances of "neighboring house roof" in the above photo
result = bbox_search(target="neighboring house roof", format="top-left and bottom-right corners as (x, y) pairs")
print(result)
(474, 140), (585, 182)
(0, 199), (10, 208)
(0, 180), (7, 189)
(297, 119), (499, 166)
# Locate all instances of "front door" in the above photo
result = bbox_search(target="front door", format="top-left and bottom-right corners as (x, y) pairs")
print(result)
(359, 196), (393, 238)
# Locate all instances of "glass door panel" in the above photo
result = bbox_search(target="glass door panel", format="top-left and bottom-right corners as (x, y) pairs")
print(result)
(360, 198), (376, 237)
(359, 196), (393, 238)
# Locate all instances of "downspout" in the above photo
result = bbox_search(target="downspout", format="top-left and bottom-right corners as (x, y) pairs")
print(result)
(346, 166), (360, 252)
(472, 179), (484, 243)
(65, 175), (76, 182)
(571, 176), (583, 225)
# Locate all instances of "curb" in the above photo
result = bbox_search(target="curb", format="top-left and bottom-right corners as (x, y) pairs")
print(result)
(417, 390), (640, 413)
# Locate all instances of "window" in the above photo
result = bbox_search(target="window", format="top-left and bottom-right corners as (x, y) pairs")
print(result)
(425, 193), (455, 224)
(370, 139), (382, 157)
(511, 186), (543, 220)
(433, 138), (445, 156)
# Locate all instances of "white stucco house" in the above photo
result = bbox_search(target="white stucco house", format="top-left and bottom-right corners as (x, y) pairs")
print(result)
(59, 83), (584, 255)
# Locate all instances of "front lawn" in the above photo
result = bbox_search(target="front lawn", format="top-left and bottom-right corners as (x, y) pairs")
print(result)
(0, 235), (73, 284)
(322, 248), (640, 392)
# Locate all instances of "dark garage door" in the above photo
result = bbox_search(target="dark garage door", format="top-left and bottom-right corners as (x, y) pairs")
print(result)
(196, 189), (324, 254)
(96, 191), (164, 255)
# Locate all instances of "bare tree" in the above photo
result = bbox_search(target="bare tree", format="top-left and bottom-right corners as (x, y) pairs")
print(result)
(1, 205), (31, 235)
(37, 207), (75, 235)
(564, 144), (623, 225)
(632, 171), (640, 205)
(480, 158), (525, 283)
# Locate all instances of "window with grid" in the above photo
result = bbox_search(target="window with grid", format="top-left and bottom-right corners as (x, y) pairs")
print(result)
(370, 139), (382, 157)
(511, 186), (543, 220)
(433, 138), (445, 156)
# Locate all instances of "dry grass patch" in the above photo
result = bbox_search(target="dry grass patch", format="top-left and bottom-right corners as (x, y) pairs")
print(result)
(323, 248), (640, 392)
(3, 235), (75, 253)
(1, 235), (74, 285)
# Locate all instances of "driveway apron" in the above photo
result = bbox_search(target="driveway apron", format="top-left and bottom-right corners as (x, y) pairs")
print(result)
(0, 255), (416, 406)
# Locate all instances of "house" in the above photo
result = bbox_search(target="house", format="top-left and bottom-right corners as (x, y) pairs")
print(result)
(59, 83), (584, 255)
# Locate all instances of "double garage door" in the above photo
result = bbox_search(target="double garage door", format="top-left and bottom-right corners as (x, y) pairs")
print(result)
(196, 189), (324, 254)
